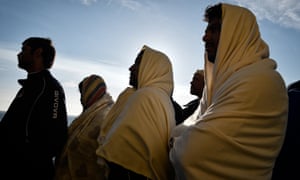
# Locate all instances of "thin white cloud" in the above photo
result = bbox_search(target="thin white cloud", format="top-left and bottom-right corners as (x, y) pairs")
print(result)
(119, 0), (141, 10)
(80, 0), (97, 5)
(234, 0), (300, 30)
(52, 53), (129, 96)
(104, 0), (142, 10)
(0, 48), (17, 62)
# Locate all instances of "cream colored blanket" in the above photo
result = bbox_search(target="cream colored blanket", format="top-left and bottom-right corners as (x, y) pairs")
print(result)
(97, 45), (176, 180)
(170, 3), (288, 180)
(54, 93), (114, 180)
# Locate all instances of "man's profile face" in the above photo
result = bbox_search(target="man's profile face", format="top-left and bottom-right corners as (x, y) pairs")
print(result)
(190, 73), (204, 96)
(17, 44), (34, 70)
(129, 50), (144, 88)
(202, 18), (221, 63)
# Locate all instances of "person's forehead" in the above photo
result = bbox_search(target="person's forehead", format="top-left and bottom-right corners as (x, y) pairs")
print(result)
(193, 75), (201, 80)
(194, 72), (203, 77)
(21, 44), (31, 50)
(134, 52), (144, 68)
(208, 18), (221, 26)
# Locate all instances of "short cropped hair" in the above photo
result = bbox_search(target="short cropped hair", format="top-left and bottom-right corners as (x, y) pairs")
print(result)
(204, 3), (222, 22)
(23, 37), (56, 69)
(195, 69), (204, 76)
(288, 80), (300, 91)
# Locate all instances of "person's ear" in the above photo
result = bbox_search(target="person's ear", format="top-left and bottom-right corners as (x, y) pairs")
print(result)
(33, 48), (43, 58)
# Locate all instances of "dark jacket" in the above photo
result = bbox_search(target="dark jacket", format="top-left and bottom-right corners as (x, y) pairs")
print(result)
(0, 70), (68, 179)
(182, 98), (200, 121)
(172, 98), (200, 125)
(272, 81), (300, 180)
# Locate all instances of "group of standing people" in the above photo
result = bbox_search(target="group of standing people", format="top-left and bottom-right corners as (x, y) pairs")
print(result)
(0, 2), (297, 180)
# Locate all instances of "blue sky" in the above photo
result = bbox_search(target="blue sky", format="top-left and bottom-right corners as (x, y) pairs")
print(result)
(0, 0), (300, 116)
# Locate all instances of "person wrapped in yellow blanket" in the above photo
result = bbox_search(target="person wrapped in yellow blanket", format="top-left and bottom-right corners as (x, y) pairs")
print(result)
(97, 45), (176, 180)
(169, 3), (288, 180)
(54, 74), (114, 180)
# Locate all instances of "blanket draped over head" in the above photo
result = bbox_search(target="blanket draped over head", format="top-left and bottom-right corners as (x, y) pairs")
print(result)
(54, 93), (114, 180)
(169, 3), (288, 180)
(96, 45), (176, 180)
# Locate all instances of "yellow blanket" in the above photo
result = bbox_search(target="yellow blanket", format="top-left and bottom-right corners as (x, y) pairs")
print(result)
(170, 3), (288, 180)
(54, 93), (114, 180)
(97, 45), (176, 180)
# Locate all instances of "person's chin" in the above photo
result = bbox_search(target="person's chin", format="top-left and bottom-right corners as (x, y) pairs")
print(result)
(207, 55), (216, 63)
(129, 80), (135, 87)
(18, 64), (24, 69)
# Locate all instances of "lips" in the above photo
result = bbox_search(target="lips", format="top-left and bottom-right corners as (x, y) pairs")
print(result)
(205, 46), (212, 52)
(129, 73), (136, 81)
(205, 43), (215, 52)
